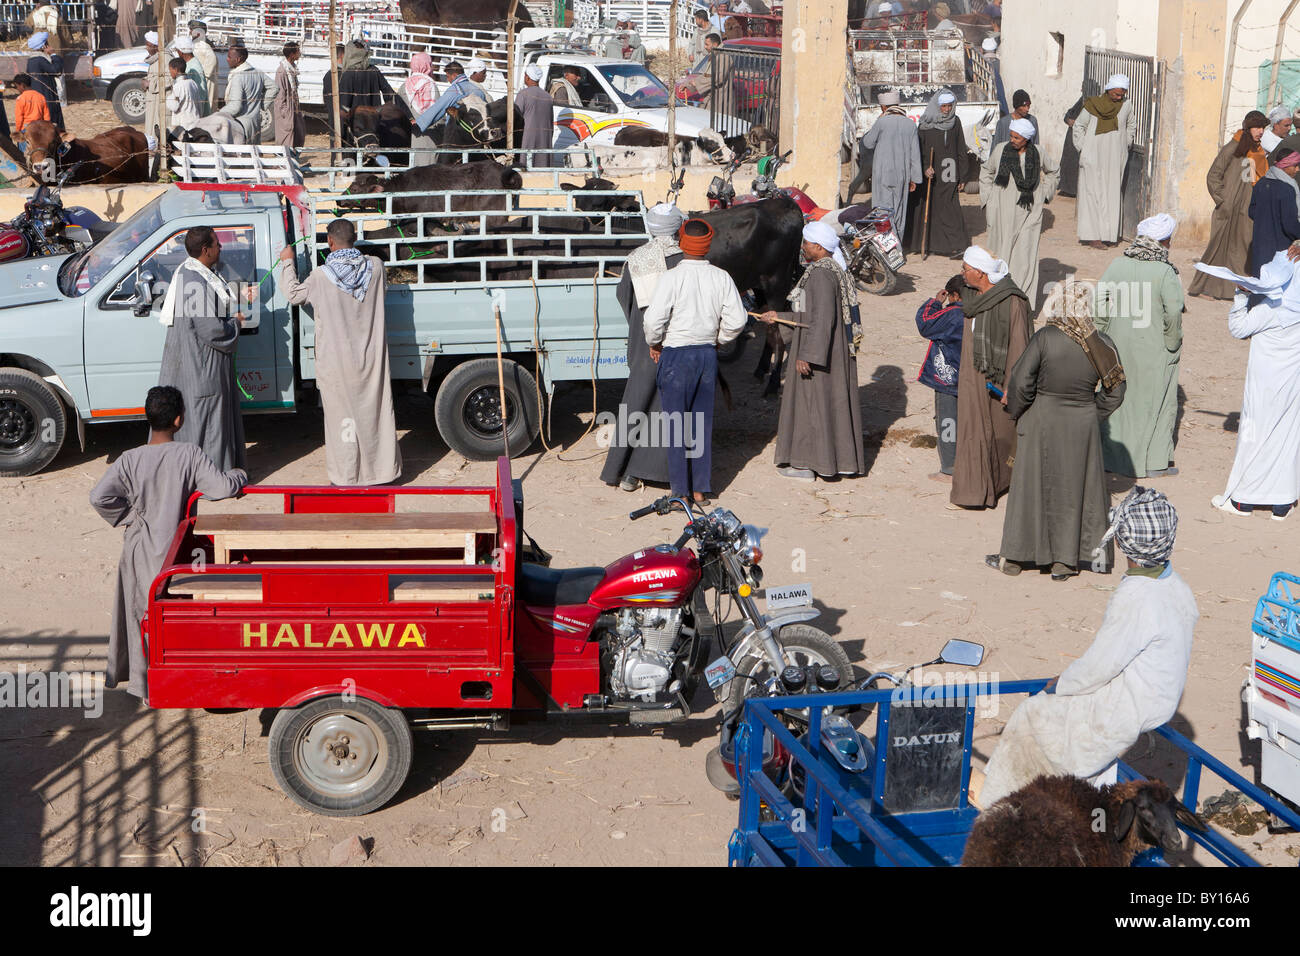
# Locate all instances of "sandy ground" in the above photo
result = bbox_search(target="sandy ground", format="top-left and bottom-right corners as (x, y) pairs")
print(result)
(1, 99), (1299, 867)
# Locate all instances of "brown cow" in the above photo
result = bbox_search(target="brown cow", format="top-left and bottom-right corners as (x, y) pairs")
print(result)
(21, 121), (150, 185)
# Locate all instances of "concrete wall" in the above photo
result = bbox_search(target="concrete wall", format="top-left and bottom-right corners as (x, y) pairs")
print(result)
(777, 0), (849, 208)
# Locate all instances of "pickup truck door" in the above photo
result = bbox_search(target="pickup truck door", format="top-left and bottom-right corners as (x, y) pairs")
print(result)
(81, 213), (293, 418)
(548, 64), (623, 145)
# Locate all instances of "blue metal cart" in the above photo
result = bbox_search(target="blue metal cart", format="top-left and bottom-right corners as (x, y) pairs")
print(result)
(728, 679), (1300, 867)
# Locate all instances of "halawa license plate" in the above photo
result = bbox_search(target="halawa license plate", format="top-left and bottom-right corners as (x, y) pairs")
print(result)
(766, 583), (813, 611)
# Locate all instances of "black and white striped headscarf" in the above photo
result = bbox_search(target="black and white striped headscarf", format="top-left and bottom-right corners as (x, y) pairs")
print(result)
(1094, 486), (1178, 567)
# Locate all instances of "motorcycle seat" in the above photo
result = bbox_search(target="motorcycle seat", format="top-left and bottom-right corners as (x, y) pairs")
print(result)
(518, 562), (606, 608)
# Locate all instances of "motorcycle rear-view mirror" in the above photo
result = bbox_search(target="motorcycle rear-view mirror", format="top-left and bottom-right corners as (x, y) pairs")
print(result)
(938, 639), (984, 668)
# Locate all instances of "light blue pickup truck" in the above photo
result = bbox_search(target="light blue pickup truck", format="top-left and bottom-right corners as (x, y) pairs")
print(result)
(0, 180), (648, 476)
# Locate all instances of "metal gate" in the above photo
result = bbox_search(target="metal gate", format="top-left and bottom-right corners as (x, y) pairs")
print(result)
(706, 45), (781, 140)
(1081, 47), (1162, 241)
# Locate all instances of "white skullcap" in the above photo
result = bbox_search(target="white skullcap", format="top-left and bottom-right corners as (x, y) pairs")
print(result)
(803, 221), (839, 255)
(877, 90), (900, 107)
(963, 245), (1009, 282)
(877, 2), (892, 12)
(1105, 73), (1130, 91)
(981, 37), (997, 52)
(1008, 118), (1035, 140)
(937, 91), (956, 105)
(172, 34), (193, 52)
(524, 63), (542, 82)
(1137, 213), (1176, 241)
(646, 202), (685, 237)
(1268, 104), (1291, 124)
(466, 57), (487, 74)
(144, 30), (159, 45)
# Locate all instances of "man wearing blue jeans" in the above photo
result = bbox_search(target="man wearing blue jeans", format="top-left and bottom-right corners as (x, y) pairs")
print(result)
(642, 218), (747, 503)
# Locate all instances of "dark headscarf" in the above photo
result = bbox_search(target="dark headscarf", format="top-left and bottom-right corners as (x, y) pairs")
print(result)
(1235, 110), (1268, 158)
(1012, 89), (1030, 110)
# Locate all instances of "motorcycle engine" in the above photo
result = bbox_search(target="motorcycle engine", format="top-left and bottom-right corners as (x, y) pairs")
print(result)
(605, 607), (686, 703)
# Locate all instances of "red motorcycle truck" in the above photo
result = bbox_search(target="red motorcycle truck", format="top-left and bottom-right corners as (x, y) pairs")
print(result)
(143, 459), (849, 815)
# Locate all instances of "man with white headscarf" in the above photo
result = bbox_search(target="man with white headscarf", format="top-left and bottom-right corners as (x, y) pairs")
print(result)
(171, 34), (208, 117)
(1074, 74), (1137, 248)
(1095, 214), (1184, 479)
(601, 203), (687, 491)
(979, 116), (1058, 309)
(190, 21), (219, 115)
(977, 486), (1197, 808)
(1262, 104), (1293, 153)
(415, 57), (489, 137)
(758, 221), (865, 481)
(1194, 252), (1300, 520)
(855, 90), (921, 239)
(951, 245), (1030, 508)
(517, 63), (556, 168)
(908, 89), (970, 256)
(987, 280), (1125, 580)
(140, 30), (163, 155)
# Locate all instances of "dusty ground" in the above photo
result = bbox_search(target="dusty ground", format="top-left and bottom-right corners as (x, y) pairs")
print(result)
(1, 99), (1299, 867)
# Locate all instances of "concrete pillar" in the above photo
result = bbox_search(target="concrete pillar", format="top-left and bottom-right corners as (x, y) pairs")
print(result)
(1155, 0), (1230, 240)
(778, 0), (850, 205)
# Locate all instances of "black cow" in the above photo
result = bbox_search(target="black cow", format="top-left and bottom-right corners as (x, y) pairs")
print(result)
(431, 96), (522, 165)
(344, 103), (412, 168)
(699, 196), (804, 395)
(344, 159), (523, 231)
(559, 177), (642, 221)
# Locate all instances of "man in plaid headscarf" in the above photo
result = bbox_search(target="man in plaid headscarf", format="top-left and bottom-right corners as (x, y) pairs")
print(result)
(976, 486), (1199, 808)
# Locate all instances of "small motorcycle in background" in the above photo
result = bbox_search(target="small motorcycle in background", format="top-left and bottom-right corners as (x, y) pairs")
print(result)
(0, 171), (113, 261)
(840, 207), (905, 296)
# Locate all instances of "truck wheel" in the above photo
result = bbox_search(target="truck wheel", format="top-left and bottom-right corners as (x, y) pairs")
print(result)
(0, 368), (67, 477)
(434, 357), (541, 461)
(111, 77), (146, 125)
(268, 695), (413, 817)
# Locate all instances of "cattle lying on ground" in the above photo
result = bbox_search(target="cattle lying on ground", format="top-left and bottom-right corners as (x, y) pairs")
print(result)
(342, 159), (523, 230)
(21, 121), (150, 184)
(559, 177), (642, 223)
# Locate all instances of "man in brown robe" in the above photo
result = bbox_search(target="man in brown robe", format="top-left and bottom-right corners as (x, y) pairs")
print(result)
(760, 222), (866, 480)
(951, 245), (1031, 508)
(1188, 112), (1269, 300)
(273, 42), (305, 148)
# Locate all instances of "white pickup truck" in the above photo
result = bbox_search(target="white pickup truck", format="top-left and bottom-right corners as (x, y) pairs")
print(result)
(91, 19), (745, 145)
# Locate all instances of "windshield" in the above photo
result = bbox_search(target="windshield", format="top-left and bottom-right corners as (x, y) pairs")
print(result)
(60, 196), (166, 297)
(597, 64), (671, 109)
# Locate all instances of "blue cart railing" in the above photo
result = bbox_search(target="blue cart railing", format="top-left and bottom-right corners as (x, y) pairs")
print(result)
(729, 679), (1300, 867)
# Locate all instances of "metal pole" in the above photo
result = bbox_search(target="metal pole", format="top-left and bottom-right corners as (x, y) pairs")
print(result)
(329, 0), (341, 151)
(1219, 0), (1254, 142)
(666, 0), (678, 150)
(156, 0), (172, 175)
(506, 0), (519, 159)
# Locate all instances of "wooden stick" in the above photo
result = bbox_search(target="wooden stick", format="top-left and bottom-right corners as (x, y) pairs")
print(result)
(666, 0), (679, 150)
(922, 146), (934, 261)
(748, 311), (807, 328)
(493, 303), (511, 459)
(329, 0), (341, 153)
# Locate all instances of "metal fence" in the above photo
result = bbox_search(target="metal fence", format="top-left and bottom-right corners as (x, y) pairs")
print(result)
(706, 45), (780, 138)
(1082, 46), (1161, 241)
(293, 144), (605, 190)
(171, 0), (401, 54)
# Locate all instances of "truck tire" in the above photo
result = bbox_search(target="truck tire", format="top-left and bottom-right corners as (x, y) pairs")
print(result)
(111, 77), (146, 125)
(434, 357), (541, 461)
(0, 368), (67, 477)
(268, 695), (413, 817)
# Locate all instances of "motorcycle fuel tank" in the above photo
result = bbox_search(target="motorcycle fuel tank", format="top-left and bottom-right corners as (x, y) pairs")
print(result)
(0, 225), (30, 263)
(588, 546), (701, 610)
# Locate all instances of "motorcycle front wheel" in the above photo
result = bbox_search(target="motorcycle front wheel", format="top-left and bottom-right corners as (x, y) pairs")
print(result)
(721, 624), (853, 727)
(849, 246), (898, 296)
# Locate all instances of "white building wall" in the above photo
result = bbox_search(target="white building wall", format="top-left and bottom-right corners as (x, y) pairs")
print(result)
(998, 1), (1159, 161)
(1222, 0), (1300, 140)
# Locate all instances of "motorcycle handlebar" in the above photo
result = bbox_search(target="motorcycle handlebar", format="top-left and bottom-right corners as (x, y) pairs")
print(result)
(671, 529), (693, 551)
(628, 503), (657, 520)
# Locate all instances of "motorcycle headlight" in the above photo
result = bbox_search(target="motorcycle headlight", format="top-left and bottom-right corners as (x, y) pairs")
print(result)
(735, 524), (764, 566)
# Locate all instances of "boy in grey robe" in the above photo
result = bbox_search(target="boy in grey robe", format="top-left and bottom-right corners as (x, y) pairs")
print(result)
(277, 219), (402, 486)
(157, 225), (248, 472)
(90, 386), (247, 698)
(517, 64), (556, 168)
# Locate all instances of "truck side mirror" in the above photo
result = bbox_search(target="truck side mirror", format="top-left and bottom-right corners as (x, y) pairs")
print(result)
(132, 270), (156, 317)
